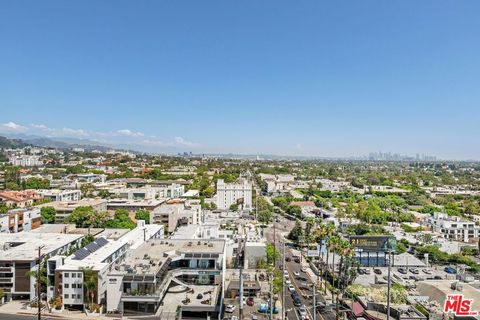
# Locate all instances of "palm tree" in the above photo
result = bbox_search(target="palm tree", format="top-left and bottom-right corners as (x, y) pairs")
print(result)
(335, 240), (356, 320)
(80, 267), (98, 312)
(327, 236), (341, 300)
(313, 223), (334, 293)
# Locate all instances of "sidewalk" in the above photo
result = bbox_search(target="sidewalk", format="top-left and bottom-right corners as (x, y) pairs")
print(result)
(0, 300), (120, 320)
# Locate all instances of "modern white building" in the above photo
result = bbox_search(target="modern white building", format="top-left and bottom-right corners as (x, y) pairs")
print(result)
(0, 231), (84, 300)
(0, 208), (41, 233)
(8, 155), (43, 167)
(216, 179), (252, 210)
(48, 221), (164, 307)
(428, 212), (480, 242)
(106, 238), (226, 319)
(37, 189), (82, 202)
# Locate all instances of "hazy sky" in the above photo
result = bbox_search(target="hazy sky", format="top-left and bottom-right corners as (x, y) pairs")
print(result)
(1, 1), (480, 159)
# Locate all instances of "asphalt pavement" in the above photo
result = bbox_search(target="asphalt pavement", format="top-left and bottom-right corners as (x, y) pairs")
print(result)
(265, 215), (337, 320)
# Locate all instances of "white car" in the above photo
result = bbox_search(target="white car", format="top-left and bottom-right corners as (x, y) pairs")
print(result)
(301, 266), (308, 272)
(298, 305), (308, 318)
(285, 278), (292, 285)
(284, 270), (289, 276)
(288, 284), (295, 292)
(422, 268), (432, 274)
(225, 304), (236, 313)
(293, 271), (300, 277)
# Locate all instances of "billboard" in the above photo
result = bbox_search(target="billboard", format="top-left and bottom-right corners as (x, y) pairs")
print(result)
(307, 250), (319, 257)
(349, 235), (396, 252)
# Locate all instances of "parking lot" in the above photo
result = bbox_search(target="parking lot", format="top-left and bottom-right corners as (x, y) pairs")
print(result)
(354, 266), (454, 286)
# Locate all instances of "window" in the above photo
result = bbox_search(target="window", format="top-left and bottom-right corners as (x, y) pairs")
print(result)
(64, 273), (69, 278)
(64, 294), (69, 299)
(78, 273), (82, 278)
(72, 273), (76, 278)
(64, 284), (69, 288)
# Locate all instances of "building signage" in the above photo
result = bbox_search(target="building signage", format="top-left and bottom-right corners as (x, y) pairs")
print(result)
(349, 235), (396, 252)
(307, 250), (319, 257)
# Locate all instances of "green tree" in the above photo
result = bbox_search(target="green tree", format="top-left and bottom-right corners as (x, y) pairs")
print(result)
(81, 266), (98, 311)
(135, 209), (150, 224)
(67, 206), (96, 228)
(287, 220), (304, 244)
(105, 209), (136, 229)
(229, 203), (239, 211)
(24, 177), (50, 189)
(40, 207), (56, 224)
(258, 209), (272, 223)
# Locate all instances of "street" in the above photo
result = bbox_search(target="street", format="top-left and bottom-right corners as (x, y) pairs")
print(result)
(264, 215), (336, 320)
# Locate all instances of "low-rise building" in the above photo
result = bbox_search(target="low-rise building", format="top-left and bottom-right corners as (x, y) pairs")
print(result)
(0, 207), (41, 233)
(0, 190), (42, 208)
(106, 238), (226, 319)
(0, 231), (84, 300)
(151, 200), (202, 233)
(107, 199), (164, 213)
(48, 221), (164, 307)
(428, 212), (480, 242)
(37, 189), (81, 202)
(36, 198), (108, 223)
(9, 155), (43, 167)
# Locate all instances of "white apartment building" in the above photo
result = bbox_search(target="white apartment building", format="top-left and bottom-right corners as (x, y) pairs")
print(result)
(428, 212), (480, 242)
(8, 155), (43, 167)
(37, 189), (82, 202)
(216, 179), (252, 210)
(0, 208), (41, 233)
(259, 173), (294, 193)
(48, 221), (164, 307)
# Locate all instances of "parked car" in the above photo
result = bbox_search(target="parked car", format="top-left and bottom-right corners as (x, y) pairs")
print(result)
(285, 256), (291, 262)
(409, 268), (419, 274)
(301, 266), (308, 272)
(422, 268), (432, 274)
(294, 258), (301, 263)
(398, 267), (407, 274)
(285, 278), (292, 285)
(364, 269), (371, 275)
(374, 268), (382, 275)
(444, 266), (457, 274)
(250, 315), (258, 320)
(358, 268), (365, 275)
(288, 284), (296, 292)
(225, 304), (236, 313)
(294, 271), (300, 277)
(247, 297), (254, 306)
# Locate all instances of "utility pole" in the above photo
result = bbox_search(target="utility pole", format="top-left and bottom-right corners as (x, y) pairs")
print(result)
(269, 272), (274, 320)
(37, 245), (45, 320)
(386, 250), (392, 320)
(239, 267), (244, 320)
(313, 282), (317, 320)
(273, 219), (277, 267)
(282, 241), (286, 320)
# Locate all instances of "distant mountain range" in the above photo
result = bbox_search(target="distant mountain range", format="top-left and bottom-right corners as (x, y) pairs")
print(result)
(0, 134), (122, 153)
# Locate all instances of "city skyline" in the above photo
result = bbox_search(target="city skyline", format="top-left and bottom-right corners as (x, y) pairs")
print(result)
(2, 1), (480, 159)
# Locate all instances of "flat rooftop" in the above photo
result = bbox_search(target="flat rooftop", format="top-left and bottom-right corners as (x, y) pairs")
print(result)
(57, 224), (163, 271)
(107, 199), (165, 207)
(36, 198), (107, 211)
(117, 239), (226, 276)
(0, 232), (83, 261)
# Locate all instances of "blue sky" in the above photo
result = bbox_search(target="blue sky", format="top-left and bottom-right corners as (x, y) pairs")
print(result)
(1, 1), (479, 159)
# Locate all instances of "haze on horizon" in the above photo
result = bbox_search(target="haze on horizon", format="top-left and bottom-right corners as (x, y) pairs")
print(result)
(1, 1), (479, 160)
